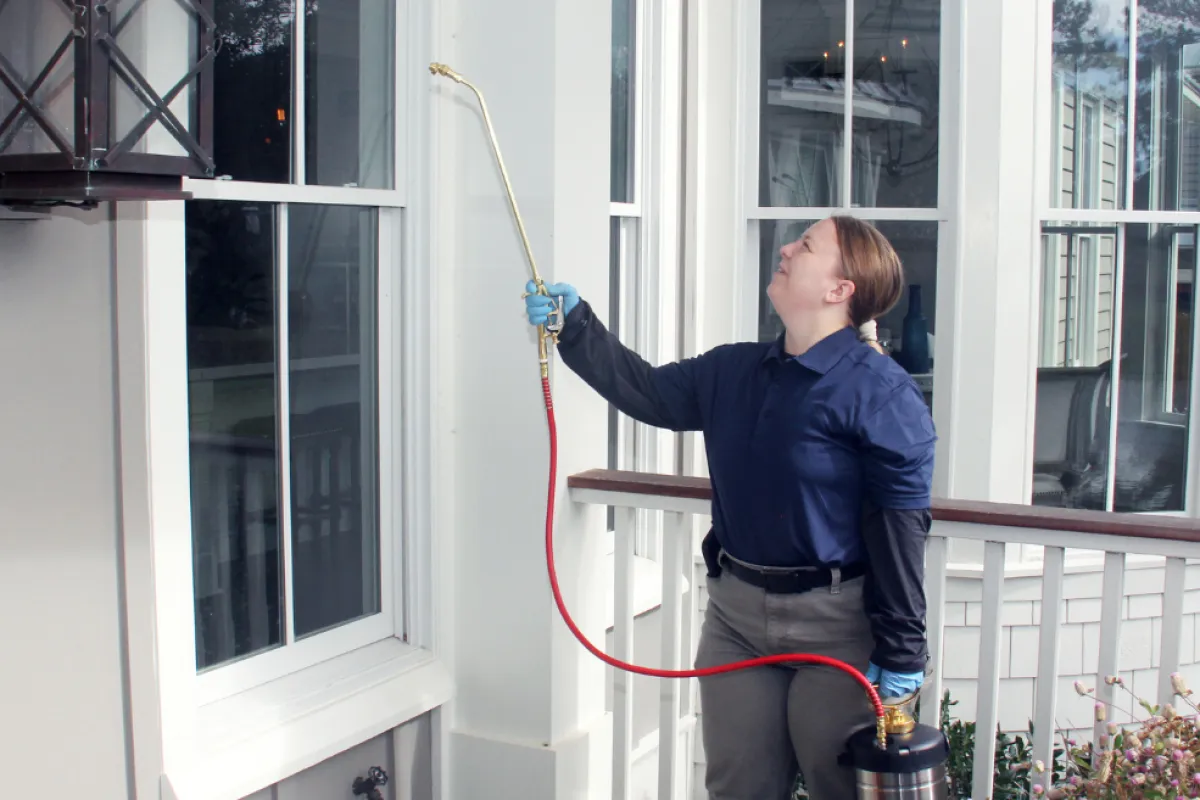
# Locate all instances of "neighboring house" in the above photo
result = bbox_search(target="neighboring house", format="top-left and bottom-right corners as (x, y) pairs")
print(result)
(1, 1), (1199, 800)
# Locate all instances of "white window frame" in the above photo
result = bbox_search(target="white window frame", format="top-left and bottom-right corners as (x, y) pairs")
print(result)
(1034, 0), (1200, 519)
(731, 0), (959, 495)
(608, 0), (686, 560)
(115, 1), (450, 797)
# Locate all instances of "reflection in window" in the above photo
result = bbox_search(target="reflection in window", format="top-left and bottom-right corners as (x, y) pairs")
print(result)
(1049, 0), (1129, 210)
(1111, 224), (1195, 512)
(612, 0), (636, 203)
(1032, 225), (1116, 508)
(305, 0), (395, 189)
(187, 201), (283, 669)
(756, 219), (938, 405)
(287, 205), (380, 638)
(1032, 223), (1195, 512)
(759, 0), (940, 208)
(1134, 10), (1200, 212)
(186, 201), (380, 668)
(209, 0), (396, 186)
(850, 0), (940, 208)
(212, 0), (295, 183)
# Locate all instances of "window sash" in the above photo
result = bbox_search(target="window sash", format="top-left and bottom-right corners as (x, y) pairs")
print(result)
(191, 202), (399, 702)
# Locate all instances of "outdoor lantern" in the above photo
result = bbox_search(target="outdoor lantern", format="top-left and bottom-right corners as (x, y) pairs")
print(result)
(0, 0), (217, 207)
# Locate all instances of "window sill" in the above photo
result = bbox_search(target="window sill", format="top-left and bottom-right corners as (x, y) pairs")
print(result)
(170, 638), (453, 800)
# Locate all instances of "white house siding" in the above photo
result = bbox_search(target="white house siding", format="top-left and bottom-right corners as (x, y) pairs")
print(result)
(239, 716), (433, 800)
(0, 211), (131, 798)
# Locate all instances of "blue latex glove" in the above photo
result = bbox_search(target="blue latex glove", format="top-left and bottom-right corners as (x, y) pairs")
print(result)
(865, 662), (924, 698)
(524, 280), (579, 327)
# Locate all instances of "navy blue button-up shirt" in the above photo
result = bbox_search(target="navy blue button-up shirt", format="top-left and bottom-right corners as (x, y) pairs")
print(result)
(557, 300), (937, 672)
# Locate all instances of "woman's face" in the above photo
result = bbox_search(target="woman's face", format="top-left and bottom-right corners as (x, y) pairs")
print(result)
(766, 218), (854, 326)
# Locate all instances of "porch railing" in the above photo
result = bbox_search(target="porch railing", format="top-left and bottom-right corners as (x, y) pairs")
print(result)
(568, 468), (1200, 800)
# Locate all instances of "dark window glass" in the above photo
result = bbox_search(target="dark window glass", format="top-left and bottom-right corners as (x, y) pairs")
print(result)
(287, 205), (380, 637)
(186, 200), (283, 670)
(850, 0), (940, 208)
(211, 0), (296, 183)
(611, 0), (637, 203)
(304, 0), (396, 188)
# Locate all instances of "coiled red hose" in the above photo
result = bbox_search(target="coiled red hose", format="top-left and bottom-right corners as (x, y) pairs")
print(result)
(538, 376), (886, 724)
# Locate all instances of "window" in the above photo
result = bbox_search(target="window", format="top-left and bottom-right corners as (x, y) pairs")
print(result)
(183, 0), (401, 701)
(608, 0), (656, 551)
(211, 0), (395, 187)
(1033, 1), (1200, 514)
(749, 0), (943, 409)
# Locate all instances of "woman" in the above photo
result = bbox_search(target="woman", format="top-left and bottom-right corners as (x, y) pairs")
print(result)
(524, 215), (936, 800)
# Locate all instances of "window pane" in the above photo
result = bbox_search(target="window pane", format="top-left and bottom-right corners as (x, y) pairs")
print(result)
(212, 0), (295, 183)
(1031, 223), (1117, 508)
(305, 0), (396, 189)
(1113, 223), (1194, 512)
(760, 0), (846, 207)
(1050, 0), (1129, 210)
(850, 0), (940, 208)
(757, 220), (938, 403)
(288, 205), (380, 638)
(1133, 8), (1200, 211)
(611, 0), (637, 203)
(186, 200), (283, 670)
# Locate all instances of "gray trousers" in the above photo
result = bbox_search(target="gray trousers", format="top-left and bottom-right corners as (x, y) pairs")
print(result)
(695, 567), (876, 800)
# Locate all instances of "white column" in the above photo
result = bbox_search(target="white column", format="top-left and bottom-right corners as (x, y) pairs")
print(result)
(433, 0), (614, 797)
(0, 211), (133, 799)
(939, 0), (1041, 503)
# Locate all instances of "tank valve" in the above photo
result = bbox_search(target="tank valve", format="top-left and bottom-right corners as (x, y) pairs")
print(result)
(351, 766), (390, 800)
(842, 690), (950, 800)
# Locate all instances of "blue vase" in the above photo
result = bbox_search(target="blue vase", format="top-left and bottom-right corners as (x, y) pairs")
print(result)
(900, 285), (930, 374)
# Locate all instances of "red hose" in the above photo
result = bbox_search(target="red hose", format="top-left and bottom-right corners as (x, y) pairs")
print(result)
(539, 376), (886, 724)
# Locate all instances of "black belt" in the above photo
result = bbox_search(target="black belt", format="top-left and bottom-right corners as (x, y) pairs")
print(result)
(718, 553), (866, 594)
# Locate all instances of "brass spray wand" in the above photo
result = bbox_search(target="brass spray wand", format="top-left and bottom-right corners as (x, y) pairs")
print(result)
(429, 62), (563, 379)
(428, 61), (891, 750)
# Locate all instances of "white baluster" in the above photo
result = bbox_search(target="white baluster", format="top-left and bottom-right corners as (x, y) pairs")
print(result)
(1033, 546), (1065, 782)
(973, 541), (1006, 800)
(613, 505), (635, 800)
(921, 535), (949, 727)
(658, 511), (687, 800)
(1094, 551), (1125, 749)
(1159, 557), (1187, 708)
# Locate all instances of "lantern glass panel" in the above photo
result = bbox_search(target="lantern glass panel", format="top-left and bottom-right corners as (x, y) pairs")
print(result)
(0, 2), (77, 157)
(109, 0), (204, 159)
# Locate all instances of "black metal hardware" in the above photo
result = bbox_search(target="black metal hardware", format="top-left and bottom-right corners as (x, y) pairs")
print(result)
(351, 766), (389, 800)
(0, 0), (217, 207)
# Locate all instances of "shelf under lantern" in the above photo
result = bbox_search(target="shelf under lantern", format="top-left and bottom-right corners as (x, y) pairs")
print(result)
(0, 0), (217, 207)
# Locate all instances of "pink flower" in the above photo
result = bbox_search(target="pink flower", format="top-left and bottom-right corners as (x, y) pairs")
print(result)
(1032, 784), (1045, 796)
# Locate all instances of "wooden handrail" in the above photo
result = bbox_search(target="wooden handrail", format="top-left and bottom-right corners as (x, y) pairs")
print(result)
(567, 468), (1200, 544)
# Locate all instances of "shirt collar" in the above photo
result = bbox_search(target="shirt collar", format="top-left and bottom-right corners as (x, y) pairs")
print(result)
(761, 326), (861, 374)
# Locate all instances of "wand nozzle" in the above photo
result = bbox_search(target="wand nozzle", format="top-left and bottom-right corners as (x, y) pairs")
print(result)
(429, 62), (466, 84)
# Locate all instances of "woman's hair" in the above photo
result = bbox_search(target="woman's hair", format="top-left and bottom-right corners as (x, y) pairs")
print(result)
(829, 215), (905, 328)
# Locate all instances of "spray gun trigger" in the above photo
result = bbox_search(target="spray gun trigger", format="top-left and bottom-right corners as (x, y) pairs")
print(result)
(544, 296), (566, 333)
